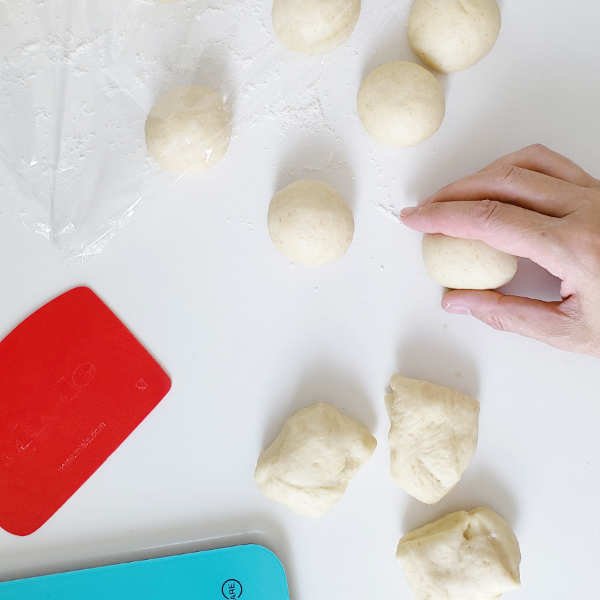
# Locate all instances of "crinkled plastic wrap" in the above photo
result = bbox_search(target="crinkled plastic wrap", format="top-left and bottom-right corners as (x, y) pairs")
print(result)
(0, 0), (243, 258)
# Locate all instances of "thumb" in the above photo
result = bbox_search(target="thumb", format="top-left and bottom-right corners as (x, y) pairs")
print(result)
(442, 290), (575, 350)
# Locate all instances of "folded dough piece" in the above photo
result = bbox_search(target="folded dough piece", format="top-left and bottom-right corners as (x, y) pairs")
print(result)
(386, 375), (479, 503)
(397, 507), (521, 600)
(255, 402), (376, 517)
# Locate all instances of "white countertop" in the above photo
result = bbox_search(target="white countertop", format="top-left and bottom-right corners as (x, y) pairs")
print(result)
(1, 0), (600, 598)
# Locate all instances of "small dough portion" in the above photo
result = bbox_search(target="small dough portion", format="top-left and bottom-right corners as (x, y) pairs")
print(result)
(358, 61), (444, 147)
(386, 375), (479, 504)
(423, 234), (518, 290)
(268, 179), (354, 266)
(145, 85), (231, 173)
(397, 507), (521, 600)
(408, 0), (501, 73)
(255, 402), (376, 517)
(272, 0), (361, 54)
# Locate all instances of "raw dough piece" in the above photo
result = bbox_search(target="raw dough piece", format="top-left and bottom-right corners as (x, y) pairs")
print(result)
(408, 0), (501, 73)
(255, 402), (376, 517)
(386, 375), (479, 503)
(357, 61), (444, 147)
(268, 179), (354, 266)
(397, 507), (521, 599)
(422, 234), (518, 290)
(145, 85), (231, 173)
(272, 0), (360, 54)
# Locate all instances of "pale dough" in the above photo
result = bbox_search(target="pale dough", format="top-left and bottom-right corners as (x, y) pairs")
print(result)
(255, 402), (376, 517)
(408, 0), (501, 73)
(268, 179), (354, 266)
(423, 234), (518, 290)
(272, 0), (361, 54)
(397, 507), (521, 599)
(145, 85), (231, 173)
(386, 375), (479, 504)
(357, 61), (445, 147)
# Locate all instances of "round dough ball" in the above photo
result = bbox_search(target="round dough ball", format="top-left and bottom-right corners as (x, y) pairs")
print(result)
(145, 85), (231, 173)
(422, 234), (517, 289)
(357, 61), (445, 147)
(272, 0), (360, 54)
(268, 179), (354, 266)
(255, 402), (377, 517)
(397, 507), (521, 599)
(408, 0), (501, 73)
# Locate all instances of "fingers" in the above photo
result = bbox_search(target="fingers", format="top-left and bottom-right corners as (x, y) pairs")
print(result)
(424, 163), (581, 217)
(442, 290), (576, 351)
(401, 200), (567, 278)
(483, 144), (599, 188)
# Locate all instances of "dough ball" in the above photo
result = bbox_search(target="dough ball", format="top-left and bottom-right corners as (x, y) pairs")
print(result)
(255, 402), (376, 517)
(357, 61), (445, 147)
(423, 234), (518, 290)
(272, 0), (360, 54)
(145, 85), (231, 173)
(397, 507), (521, 599)
(386, 375), (479, 504)
(408, 0), (501, 73)
(268, 179), (354, 266)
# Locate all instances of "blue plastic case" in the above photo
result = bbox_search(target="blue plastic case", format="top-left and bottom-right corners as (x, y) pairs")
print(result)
(0, 544), (290, 599)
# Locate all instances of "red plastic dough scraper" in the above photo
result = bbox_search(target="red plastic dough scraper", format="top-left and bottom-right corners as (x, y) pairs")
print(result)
(0, 286), (172, 536)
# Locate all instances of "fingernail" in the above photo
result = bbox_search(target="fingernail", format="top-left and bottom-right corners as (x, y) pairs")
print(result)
(400, 206), (417, 218)
(443, 302), (471, 315)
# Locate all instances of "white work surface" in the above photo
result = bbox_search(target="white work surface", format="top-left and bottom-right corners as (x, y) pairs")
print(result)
(1, 1), (600, 598)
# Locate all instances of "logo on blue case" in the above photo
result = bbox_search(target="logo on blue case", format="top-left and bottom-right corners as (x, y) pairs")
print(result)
(221, 578), (243, 599)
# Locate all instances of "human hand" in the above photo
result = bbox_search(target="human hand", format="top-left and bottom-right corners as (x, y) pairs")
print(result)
(400, 144), (600, 357)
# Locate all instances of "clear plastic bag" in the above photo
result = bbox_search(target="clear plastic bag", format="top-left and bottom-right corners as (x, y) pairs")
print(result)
(1, 2), (141, 256)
